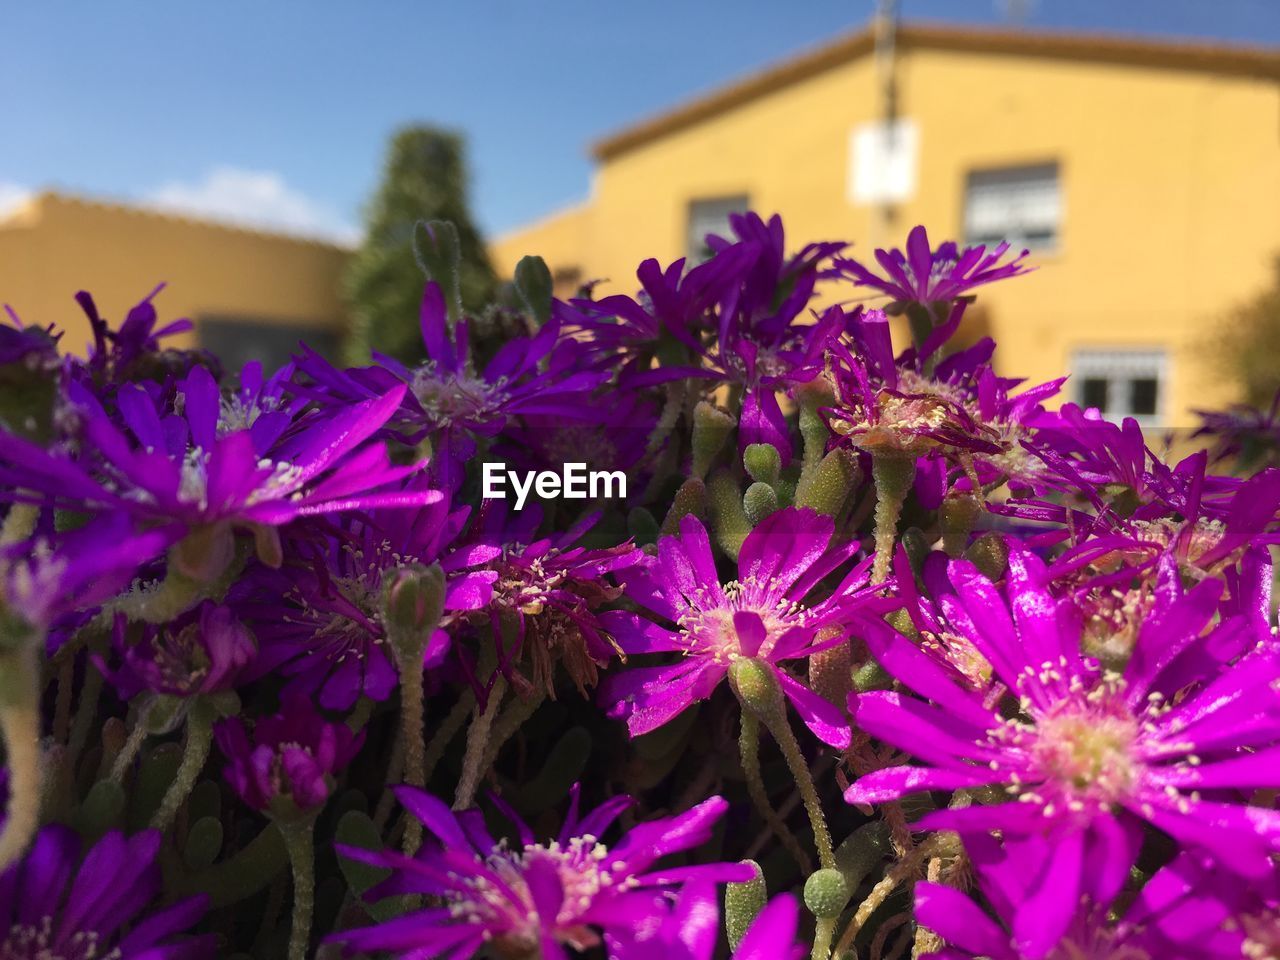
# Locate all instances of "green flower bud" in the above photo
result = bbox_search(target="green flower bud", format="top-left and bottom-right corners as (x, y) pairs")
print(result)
(627, 507), (660, 546)
(803, 867), (851, 918)
(708, 471), (751, 561)
(381, 563), (446, 655)
(514, 255), (553, 326)
(413, 221), (463, 325)
(852, 658), (894, 693)
(724, 860), (767, 949)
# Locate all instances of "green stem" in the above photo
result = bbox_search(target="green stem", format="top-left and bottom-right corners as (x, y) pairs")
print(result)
(0, 645), (42, 870)
(870, 455), (917, 585)
(738, 712), (810, 873)
(423, 687), (476, 783)
(756, 705), (836, 871)
(151, 699), (214, 831)
(393, 643), (428, 854)
(812, 916), (837, 960)
(278, 818), (316, 960)
(481, 691), (545, 771)
(452, 674), (507, 811)
(110, 705), (152, 784)
(65, 649), (104, 770)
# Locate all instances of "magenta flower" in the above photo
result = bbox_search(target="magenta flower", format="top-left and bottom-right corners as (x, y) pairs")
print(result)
(611, 883), (804, 960)
(602, 508), (885, 748)
(915, 837), (1246, 959)
(330, 785), (752, 960)
(0, 825), (213, 959)
(845, 544), (1280, 909)
(835, 224), (1031, 306)
(214, 693), (363, 815)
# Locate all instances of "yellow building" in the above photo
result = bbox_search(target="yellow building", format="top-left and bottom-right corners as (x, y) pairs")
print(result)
(0, 191), (351, 370)
(493, 21), (1280, 429)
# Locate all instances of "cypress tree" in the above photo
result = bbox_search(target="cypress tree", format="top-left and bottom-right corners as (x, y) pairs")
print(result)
(343, 126), (497, 363)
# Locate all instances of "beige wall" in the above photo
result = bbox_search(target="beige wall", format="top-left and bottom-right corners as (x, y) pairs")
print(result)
(0, 193), (351, 356)
(493, 44), (1280, 427)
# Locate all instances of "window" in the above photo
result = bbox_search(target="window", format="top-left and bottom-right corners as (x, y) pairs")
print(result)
(964, 163), (1061, 249)
(1071, 349), (1167, 426)
(686, 196), (749, 262)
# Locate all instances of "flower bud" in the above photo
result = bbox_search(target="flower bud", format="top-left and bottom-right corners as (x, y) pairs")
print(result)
(803, 867), (851, 918)
(724, 860), (767, 949)
(382, 563), (446, 656)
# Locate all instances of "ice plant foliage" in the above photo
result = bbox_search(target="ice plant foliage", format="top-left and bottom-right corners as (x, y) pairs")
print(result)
(1, 217), (1277, 960)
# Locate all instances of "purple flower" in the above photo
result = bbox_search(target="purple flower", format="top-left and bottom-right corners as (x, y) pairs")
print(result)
(845, 544), (1280, 916)
(96, 601), (257, 700)
(214, 693), (364, 815)
(611, 883), (803, 960)
(0, 825), (213, 958)
(0, 514), (175, 635)
(0, 363), (437, 578)
(835, 224), (1031, 307)
(236, 485), (497, 710)
(0, 306), (60, 368)
(330, 785), (752, 960)
(1195, 388), (1280, 468)
(915, 838), (1246, 959)
(293, 281), (606, 465)
(602, 508), (885, 748)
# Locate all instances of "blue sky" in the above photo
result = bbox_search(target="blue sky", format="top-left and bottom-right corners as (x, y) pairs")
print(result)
(2, 1), (1276, 243)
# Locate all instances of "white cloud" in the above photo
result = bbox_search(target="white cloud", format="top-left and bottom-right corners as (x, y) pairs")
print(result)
(143, 167), (360, 246)
(0, 182), (34, 220)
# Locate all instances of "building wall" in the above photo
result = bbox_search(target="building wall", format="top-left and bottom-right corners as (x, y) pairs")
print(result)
(492, 43), (1280, 427)
(0, 193), (351, 364)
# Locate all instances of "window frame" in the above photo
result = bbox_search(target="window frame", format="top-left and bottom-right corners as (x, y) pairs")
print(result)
(962, 161), (1063, 253)
(684, 195), (750, 263)
(1070, 347), (1169, 429)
